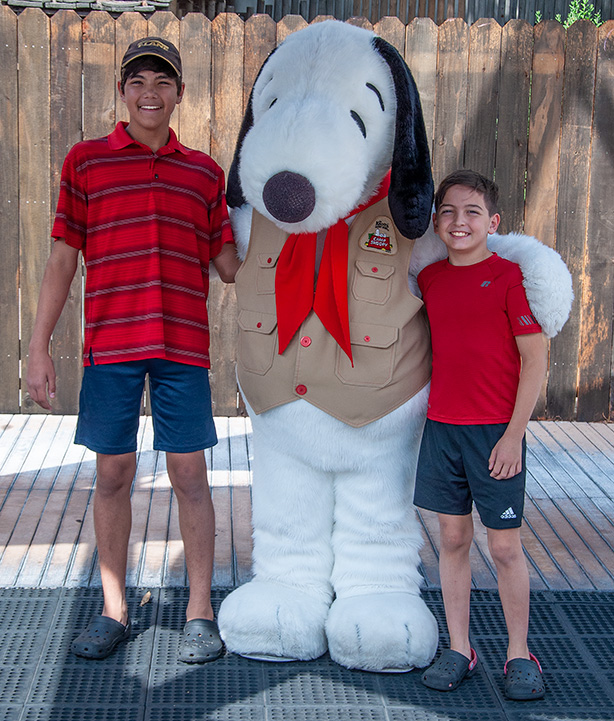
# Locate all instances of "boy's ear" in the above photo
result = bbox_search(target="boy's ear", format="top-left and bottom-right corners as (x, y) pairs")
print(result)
(118, 80), (125, 102)
(177, 82), (185, 103)
(489, 213), (501, 234)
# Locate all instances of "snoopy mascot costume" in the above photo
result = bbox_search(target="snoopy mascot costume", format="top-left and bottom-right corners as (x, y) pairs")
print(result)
(217, 20), (573, 672)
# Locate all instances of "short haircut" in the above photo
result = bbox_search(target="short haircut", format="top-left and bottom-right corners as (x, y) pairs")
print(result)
(434, 170), (500, 216)
(120, 56), (182, 94)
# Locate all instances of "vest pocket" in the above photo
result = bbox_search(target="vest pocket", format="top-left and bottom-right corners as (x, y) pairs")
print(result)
(352, 261), (395, 304)
(335, 322), (398, 387)
(238, 310), (278, 375)
(256, 253), (279, 295)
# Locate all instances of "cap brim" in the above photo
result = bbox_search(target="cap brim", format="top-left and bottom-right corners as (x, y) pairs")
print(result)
(121, 51), (181, 77)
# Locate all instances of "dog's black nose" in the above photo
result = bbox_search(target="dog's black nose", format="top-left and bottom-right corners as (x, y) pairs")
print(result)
(262, 171), (316, 223)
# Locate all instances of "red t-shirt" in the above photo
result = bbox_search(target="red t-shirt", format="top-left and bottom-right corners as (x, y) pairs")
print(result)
(417, 253), (542, 424)
(52, 122), (234, 368)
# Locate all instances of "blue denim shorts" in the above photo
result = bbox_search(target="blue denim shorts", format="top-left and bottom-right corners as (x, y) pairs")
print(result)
(413, 419), (526, 529)
(75, 357), (218, 455)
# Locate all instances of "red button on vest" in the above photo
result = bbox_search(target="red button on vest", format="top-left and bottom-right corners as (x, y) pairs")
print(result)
(295, 384), (307, 395)
(300, 336), (312, 347)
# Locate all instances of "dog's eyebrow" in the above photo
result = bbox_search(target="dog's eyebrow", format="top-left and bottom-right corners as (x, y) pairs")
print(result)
(366, 83), (385, 112)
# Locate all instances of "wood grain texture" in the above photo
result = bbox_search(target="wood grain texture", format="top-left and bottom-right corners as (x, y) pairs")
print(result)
(576, 21), (614, 422)
(464, 18), (501, 179)
(495, 19), (532, 235)
(0, 7), (19, 413)
(1, 16), (613, 418)
(48, 11), (84, 415)
(18, 10), (51, 416)
(432, 18), (469, 185)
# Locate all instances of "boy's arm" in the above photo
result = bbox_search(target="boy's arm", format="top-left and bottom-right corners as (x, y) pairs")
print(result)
(488, 332), (547, 480)
(212, 242), (241, 283)
(27, 240), (80, 410)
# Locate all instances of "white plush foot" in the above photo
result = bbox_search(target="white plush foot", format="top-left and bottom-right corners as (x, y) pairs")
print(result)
(326, 592), (438, 672)
(218, 580), (330, 661)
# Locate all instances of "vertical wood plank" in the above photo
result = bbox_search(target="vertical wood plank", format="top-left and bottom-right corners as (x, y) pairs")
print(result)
(464, 18), (501, 179)
(432, 18), (469, 185)
(0, 6), (20, 413)
(524, 20), (564, 247)
(179, 13), (212, 152)
(577, 20), (614, 422)
(523, 21), (564, 418)
(276, 13), (308, 44)
(148, 11), (181, 136)
(115, 12), (148, 127)
(405, 18), (438, 160)
(211, 13), (244, 178)
(48, 11), (83, 416)
(83, 11), (116, 140)
(244, 14), (275, 111)
(495, 19), (532, 234)
(374, 16), (406, 53)
(210, 13), (245, 416)
(547, 21), (596, 420)
(18, 10), (51, 416)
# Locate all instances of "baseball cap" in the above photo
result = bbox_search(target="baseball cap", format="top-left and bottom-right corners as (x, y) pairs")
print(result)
(121, 37), (182, 78)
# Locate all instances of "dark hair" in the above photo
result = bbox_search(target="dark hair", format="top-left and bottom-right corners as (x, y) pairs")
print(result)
(120, 56), (182, 94)
(434, 170), (499, 216)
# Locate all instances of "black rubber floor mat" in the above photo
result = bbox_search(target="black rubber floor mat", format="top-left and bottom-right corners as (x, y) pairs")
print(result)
(0, 588), (612, 721)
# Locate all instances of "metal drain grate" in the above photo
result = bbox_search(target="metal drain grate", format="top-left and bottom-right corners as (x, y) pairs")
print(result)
(0, 587), (613, 721)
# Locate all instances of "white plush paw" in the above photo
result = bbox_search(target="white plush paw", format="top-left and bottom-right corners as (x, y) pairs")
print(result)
(325, 592), (438, 672)
(218, 580), (330, 661)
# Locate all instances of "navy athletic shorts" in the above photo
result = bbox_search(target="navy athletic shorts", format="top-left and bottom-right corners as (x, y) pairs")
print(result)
(413, 419), (526, 529)
(75, 356), (218, 455)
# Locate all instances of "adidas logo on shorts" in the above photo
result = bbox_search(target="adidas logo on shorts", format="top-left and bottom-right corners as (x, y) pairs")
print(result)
(500, 507), (517, 520)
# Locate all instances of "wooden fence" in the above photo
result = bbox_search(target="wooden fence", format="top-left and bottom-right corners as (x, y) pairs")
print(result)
(1, 7), (613, 420)
(175, 0), (614, 25)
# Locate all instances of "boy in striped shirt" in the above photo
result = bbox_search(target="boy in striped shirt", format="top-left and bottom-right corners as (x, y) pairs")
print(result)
(27, 37), (239, 663)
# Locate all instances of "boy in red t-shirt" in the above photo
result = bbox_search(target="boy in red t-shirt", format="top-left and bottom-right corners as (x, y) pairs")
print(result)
(27, 37), (240, 663)
(414, 170), (546, 700)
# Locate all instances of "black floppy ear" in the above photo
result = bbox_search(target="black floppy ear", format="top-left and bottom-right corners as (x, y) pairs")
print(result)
(372, 37), (433, 239)
(227, 47), (278, 209)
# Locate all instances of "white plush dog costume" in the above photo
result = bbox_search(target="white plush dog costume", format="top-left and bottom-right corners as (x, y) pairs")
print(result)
(218, 20), (572, 672)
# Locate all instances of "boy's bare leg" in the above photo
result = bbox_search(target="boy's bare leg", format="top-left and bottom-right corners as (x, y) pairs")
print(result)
(94, 452), (136, 626)
(438, 512), (474, 659)
(166, 450), (215, 622)
(487, 527), (530, 661)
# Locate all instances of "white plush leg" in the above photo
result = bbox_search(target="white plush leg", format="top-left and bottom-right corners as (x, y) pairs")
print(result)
(218, 424), (334, 661)
(325, 390), (438, 671)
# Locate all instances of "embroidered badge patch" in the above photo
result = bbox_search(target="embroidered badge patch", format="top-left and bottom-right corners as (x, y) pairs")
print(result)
(361, 217), (397, 255)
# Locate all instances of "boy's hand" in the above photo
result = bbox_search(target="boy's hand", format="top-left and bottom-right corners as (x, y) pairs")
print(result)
(26, 350), (57, 410)
(212, 242), (241, 283)
(488, 433), (522, 480)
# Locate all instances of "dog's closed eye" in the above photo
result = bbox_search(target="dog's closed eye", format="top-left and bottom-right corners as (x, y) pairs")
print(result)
(269, 98), (277, 109)
(366, 82), (385, 112)
(350, 111), (366, 138)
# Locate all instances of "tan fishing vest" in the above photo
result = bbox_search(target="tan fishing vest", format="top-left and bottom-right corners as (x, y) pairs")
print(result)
(234, 198), (432, 427)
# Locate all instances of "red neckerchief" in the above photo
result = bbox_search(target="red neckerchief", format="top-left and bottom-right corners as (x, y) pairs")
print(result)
(275, 173), (391, 365)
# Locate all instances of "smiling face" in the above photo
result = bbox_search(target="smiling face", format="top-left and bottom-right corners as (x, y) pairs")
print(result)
(118, 69), (184, 151)
(433, 184), (501, 266)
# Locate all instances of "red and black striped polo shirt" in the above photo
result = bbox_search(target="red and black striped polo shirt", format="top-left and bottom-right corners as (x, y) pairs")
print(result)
(52, 122), (234, 368)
